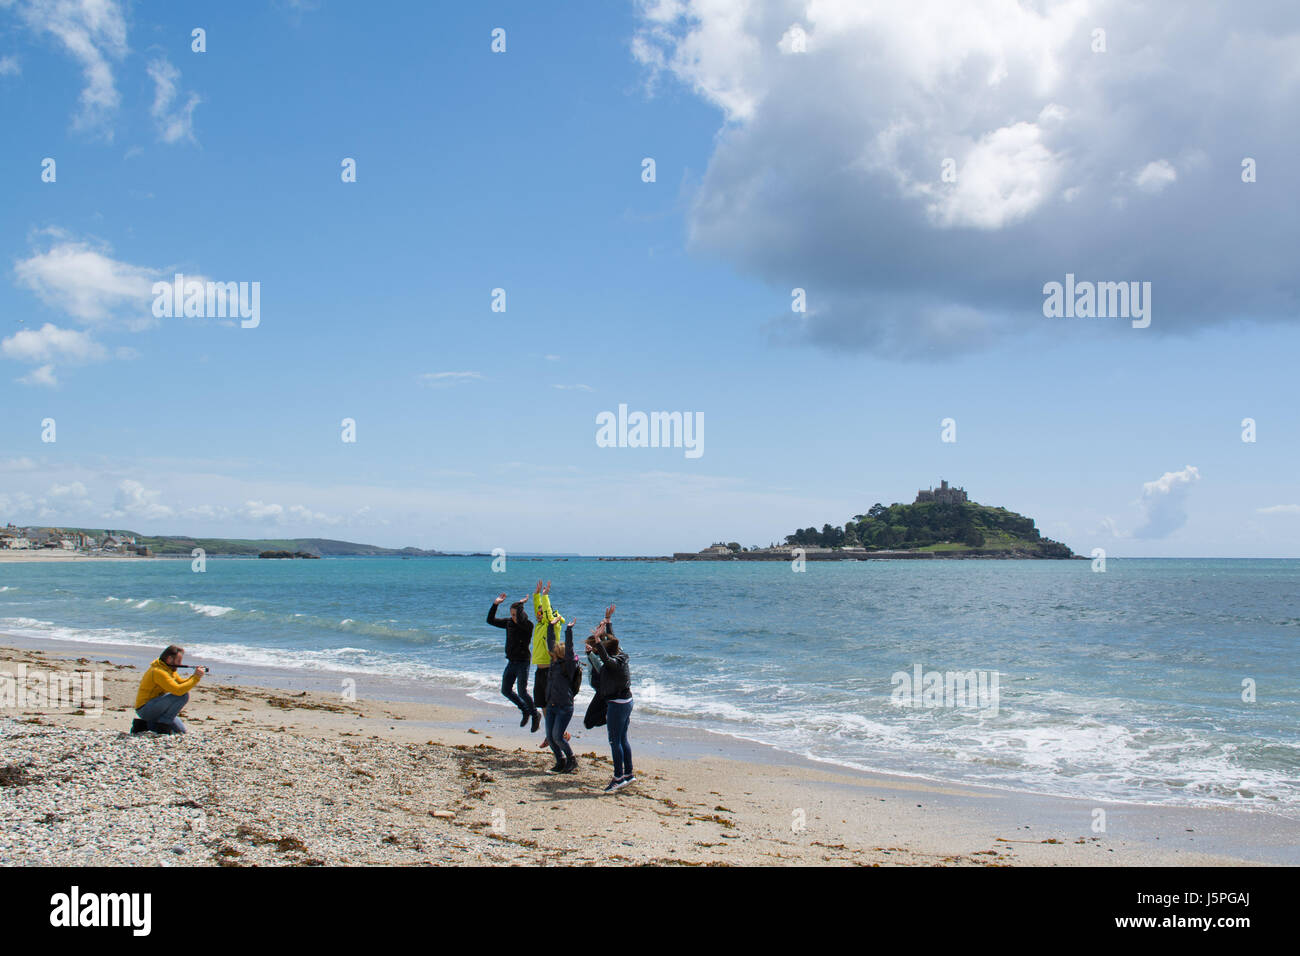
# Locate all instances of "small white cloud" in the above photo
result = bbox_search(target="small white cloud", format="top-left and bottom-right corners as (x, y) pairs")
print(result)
(288, 504), (341, 525)
(1134, 465), (1200, 539)
(1134, 159), (1177, 193)
(106, 480), (173, 521)
(17, 364), (58, 387)
(147, 57), (201, 144)
(0, 55), (20, 77)
(1257, 504), (1300, 515)
(2, 323), (108, 363)
(552, 384), (593, 392)
(40, 481), (93, 515)
(47, 481), (88, 499)
(238, 500), (284, 522)
(778, 24), (809, 54)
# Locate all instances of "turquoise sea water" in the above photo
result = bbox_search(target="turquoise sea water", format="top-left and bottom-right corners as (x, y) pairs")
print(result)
(1, 556), (1296, 816)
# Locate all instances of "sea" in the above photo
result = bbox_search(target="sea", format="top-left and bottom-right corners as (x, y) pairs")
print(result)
(1, 556), (1296, 817)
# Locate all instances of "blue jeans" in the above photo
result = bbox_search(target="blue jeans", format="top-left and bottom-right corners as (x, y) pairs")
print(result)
(606, 700), (633, 778)
(137, 692), (189, 734)
(501, 660), (535, 716)
(544, 705), (573, 762)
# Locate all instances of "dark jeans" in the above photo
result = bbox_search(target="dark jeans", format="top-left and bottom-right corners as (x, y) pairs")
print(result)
(136, 692), (189, 734)
(606, 699), (633, 778)
(545, 705), (574, 762)
(501, 660), (535, 716)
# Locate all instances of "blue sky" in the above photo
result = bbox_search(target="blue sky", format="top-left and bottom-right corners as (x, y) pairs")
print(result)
(2, 0), (1298, 556)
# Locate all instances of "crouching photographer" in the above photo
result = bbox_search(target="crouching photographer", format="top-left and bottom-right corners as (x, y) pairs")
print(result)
(132, 645), (206, 735)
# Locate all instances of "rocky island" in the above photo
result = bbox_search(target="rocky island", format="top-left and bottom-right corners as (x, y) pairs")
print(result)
(676, 480), (1078, 561)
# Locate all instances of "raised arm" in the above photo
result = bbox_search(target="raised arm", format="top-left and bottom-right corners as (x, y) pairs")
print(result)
(546, 616), (560, 656)
(487, 593), (508, 628)
(547, 614), (575, 657)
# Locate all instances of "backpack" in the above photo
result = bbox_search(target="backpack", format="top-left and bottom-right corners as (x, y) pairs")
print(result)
(569, 659), (583, 696)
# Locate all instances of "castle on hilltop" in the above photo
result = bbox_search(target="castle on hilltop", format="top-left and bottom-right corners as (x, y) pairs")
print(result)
(915, 479), (968, 505)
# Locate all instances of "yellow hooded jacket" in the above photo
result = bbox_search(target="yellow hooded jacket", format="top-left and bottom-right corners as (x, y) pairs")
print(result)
(531, 591), (563, 668)
(134, 658), (202, 709)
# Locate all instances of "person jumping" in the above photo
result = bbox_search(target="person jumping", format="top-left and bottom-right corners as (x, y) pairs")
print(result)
(487, 593), (540, 733)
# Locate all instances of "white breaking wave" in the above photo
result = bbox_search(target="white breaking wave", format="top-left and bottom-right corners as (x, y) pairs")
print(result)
(174, 601), (235, 617)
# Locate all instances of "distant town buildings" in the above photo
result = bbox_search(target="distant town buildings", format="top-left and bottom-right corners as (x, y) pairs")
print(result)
(0, 524), (143, 555)
(915, 479), (968, 505)
(0, 529), (31, 549)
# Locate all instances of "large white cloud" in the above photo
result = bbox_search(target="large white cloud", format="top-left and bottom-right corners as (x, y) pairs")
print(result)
(633, 0), (1300, 357)
(14, 235), (157, 325)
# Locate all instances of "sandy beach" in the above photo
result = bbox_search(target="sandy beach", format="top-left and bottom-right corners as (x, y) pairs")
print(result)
(0, 551), (170, 563)
(2, 637), (1294, 867)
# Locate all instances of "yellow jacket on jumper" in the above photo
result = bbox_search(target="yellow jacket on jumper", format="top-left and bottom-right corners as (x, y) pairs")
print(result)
(134, 659), (202, 709)
(531, 592), (563, 667)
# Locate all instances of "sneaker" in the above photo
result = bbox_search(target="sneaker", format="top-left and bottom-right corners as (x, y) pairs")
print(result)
(519, 712), (530, 728)
(602, 778), (621, 793)
(546, 760), (565, 774)
(614, 774), (635, 789)
(530, 712), (541, 734)
(562, 756), (579, 774)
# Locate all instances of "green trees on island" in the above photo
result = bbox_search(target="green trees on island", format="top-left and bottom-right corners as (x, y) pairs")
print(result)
(784, 500), (1074, 557)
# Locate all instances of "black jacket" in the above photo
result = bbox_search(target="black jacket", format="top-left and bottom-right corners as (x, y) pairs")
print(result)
(487, 603), (533, 663)
(583, 654), (608, 729)
(591, 642), (631, 701)
(545, 622), (579, 709)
